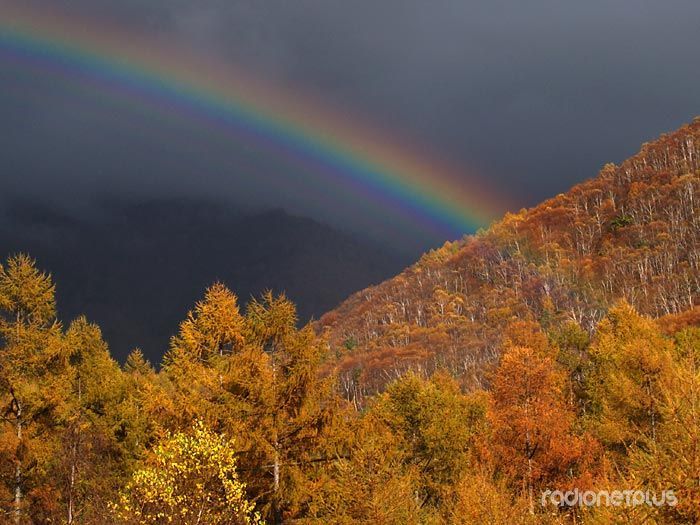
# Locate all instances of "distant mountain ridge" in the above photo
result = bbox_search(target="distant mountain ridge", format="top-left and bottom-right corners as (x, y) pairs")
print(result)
(318, 118), (700, 400)
(0, 199), (410, 362)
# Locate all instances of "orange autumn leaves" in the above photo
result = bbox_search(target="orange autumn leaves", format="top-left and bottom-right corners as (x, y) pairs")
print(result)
(0, 251), (698, 524)
(320, 118), (700, 398)
(489, 325), (600, 514)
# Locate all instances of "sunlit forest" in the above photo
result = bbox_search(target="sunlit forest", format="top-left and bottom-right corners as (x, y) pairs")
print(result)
(0, 120), (698, 524)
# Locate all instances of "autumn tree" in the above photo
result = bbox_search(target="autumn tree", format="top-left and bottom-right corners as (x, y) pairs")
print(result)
(170, 282), (246, 360)
(551, 320), (592, 414)
(57, 317), (126, 523)
(116, 348), (161, 459)
(0, 254), (67, 523)
(162, 287), (339, 523)
(304, 414), (424, 524)
(450, 472), (542, 525)
(371, 371), (488, 511)
(489, 331), (596, 515)
(238, 291), (337, 523)
(586, 301), (674, 455)
(616, 327), (700, 524)
(113, 421), (261, 525)
(159, 283), (249, 437)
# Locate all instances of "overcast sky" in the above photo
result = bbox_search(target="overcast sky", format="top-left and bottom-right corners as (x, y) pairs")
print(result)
(2, 0), (699, 252)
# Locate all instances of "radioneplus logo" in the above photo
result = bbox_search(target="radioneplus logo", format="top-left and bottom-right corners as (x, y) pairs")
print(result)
(541, 489), (678, 508)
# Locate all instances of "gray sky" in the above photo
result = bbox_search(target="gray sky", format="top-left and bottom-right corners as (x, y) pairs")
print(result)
(2, 0), (699, 252)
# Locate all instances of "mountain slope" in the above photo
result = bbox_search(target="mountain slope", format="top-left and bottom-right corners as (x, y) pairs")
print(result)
(319, 118), (700, 400)
(0, 199), (410, 361)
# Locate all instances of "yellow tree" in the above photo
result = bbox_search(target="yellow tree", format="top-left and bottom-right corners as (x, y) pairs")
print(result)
(117, 349), (163, 465)
(239, 291), (337, 523)
(619, 327), (700, 524)
(0, 254), (67, 523)
(170, 282), (246, 360)
(161, 282), (248, 430)
(551, 321), (592, 415)
(370, 371), (488, 511)
(304, 413), (424, 524)
(163, 287), (338, 523)
(450, 472), (542, 525)
(57, 317), (126, 524)
(113, 421), (261, 525)
(586, 301), (674, 454)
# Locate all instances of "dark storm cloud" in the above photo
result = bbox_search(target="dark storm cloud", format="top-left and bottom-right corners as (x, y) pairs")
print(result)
(2, 0), (700, 250)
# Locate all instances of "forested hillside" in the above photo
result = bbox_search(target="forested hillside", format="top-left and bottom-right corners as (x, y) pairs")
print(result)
(0, 119), (698, 524)
(319, 118), (700, 399)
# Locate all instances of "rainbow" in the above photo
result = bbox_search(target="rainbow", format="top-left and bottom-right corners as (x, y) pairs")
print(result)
(0, 2), (511, 237)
